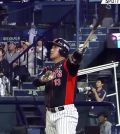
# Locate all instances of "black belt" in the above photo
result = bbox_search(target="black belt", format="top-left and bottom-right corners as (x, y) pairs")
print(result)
(47, 106), (64, 113)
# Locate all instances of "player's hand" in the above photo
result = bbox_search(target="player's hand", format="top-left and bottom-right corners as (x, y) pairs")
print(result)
(78, 43), (88, 54)
(41, 71), (53, 82)
(33, 78), (41, 87)
(91, 88), (96, 93)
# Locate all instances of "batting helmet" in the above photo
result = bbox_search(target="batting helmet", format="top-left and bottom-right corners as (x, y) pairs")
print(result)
(47, 38), (70, 58)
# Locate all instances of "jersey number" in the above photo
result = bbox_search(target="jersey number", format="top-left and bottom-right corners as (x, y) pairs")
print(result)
(54, 79), (61, 86)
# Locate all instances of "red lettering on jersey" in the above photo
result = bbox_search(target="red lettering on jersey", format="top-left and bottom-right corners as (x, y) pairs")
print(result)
(54, 79), (61, 86)
(56, 70), (62, 78)
(53, 70), (62, 78)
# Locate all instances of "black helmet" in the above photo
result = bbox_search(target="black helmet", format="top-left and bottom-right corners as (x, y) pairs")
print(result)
(47, 38), (70, 58)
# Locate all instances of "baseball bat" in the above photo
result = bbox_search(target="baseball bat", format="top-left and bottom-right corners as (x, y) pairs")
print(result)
(83, 4), (111, 47)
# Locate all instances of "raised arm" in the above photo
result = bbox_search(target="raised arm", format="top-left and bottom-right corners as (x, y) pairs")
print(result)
(63, 44), (88, 76)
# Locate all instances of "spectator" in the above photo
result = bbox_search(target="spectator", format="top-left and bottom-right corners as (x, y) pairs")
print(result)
(17, 44), (23, 53)
(98, 112), (112, 134)
(20, 38), (27, 46)
(35, 40), (47, 67)
(0, 47), (10, 95)
(22, 41), (34, 75)
(5, 41), (19, 63)
(0, 42), (7, 52)
(0, 47), (9, 78)
(15, 45), (30, 82)
(5, 42), (19, 79)
(88, 79), (107, 126)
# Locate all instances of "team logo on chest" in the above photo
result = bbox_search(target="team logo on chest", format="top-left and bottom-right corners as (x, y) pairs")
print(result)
(53, 67), (62, 86)
(53, 69), (62, 78)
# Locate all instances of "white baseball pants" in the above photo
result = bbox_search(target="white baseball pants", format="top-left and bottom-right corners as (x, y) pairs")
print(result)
(46, 104), (78, 134)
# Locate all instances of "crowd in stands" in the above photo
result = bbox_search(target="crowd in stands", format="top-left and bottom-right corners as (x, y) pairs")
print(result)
(0, 39), (47, 94)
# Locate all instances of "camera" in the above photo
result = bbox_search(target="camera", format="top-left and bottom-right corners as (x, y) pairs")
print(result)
(83, 85), (94, 101)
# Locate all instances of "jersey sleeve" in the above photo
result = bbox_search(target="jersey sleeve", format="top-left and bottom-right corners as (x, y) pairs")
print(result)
(63, 59), (80, 77)
(99, 90), (106, 101)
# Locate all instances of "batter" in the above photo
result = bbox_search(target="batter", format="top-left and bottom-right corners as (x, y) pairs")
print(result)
(33, 38), (88, 134)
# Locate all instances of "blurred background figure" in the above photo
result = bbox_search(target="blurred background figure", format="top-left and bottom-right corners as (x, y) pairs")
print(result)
(88, 79), (107, 126)
(0, 47), (10, 96)
(5, 42), (19, 84)
(0, 47), (9, 78)
(15, 44), (30, 82)
(35, 40), (47, 67)
(17, 45), (23, 53)
(101, 11), (113, 28)
(22, 41), (34, 75)
(98, 112), (112, 134)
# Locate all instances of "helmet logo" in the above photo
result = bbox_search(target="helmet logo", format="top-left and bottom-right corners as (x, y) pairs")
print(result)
(53, 38), (58, 42)
(63, 44), (69, 51)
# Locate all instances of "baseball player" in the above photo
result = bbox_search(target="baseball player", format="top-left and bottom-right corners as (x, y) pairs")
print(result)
(33, 38), (88, 134)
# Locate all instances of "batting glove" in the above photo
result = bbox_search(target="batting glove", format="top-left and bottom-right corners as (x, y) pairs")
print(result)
(77, 43), (88, 54)
(41, 70), (53, 82)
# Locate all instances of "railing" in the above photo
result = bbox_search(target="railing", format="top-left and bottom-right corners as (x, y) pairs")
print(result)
(77, 62), (120, 127)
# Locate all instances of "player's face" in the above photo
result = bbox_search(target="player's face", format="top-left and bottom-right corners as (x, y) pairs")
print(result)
(50, 45), (60, 59)
(98, 115), (105, 123)
(96, 81), (103, 88)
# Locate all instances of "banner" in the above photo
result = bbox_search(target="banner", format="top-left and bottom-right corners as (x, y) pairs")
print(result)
(68, 41), (76, 49)
(2, 37), (20, 44)
(0, 26), (46, 45)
